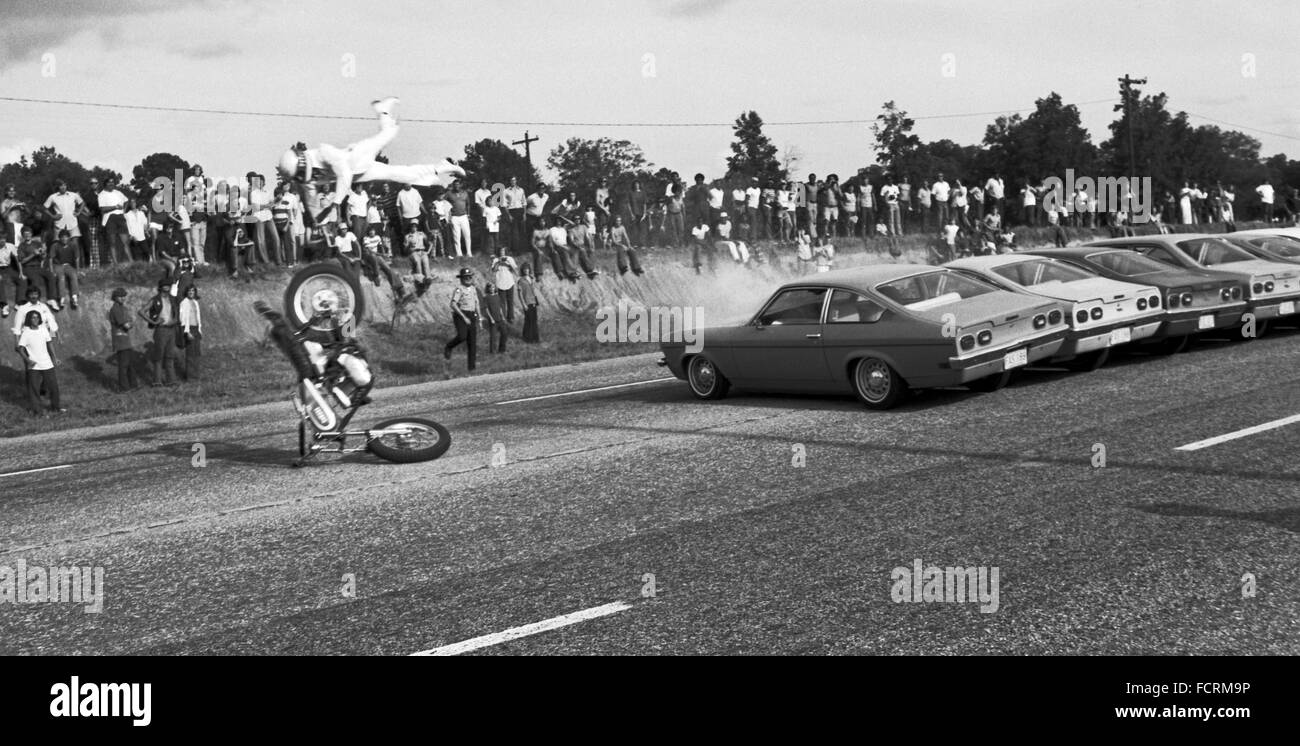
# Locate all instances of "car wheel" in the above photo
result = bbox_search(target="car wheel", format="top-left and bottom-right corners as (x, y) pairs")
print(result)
(852, 357), (907, 409)
(686, 355), (730, 400)
(967, 370), (1013, 392)
(1253, 319), (1271, 338)
(1064, 347), (1110, 372)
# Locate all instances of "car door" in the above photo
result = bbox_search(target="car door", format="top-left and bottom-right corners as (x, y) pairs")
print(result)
(730, 286), (832, 386)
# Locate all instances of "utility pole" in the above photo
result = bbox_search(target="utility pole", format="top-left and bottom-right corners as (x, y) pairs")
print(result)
(1115, 74), (1147, 177)
(512, 130), (540, 184)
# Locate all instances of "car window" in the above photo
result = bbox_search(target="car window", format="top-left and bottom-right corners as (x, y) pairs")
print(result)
(1176, 237), (1258, 266)
(991, 258), (1094, 287)
(875, 270), (997, 308)
(1084, 250), (1172, 276)
(1252, 236), (1300, 258)
(827, 290), (885, 323)
(755, 288), (827, 325)
(1139, 246), (1183, 266)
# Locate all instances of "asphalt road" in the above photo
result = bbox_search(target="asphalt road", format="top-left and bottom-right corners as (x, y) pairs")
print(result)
(1, 329), (1298, 655)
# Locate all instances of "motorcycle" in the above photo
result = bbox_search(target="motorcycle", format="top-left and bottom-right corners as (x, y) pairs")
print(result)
(265, 262), (451, 466)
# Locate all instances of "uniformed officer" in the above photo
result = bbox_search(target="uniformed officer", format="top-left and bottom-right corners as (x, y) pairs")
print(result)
(444, 267), (481, 371)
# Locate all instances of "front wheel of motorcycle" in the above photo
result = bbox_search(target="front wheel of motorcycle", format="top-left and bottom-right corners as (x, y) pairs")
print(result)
(284, 262), (365, 332)
(367, 417), (452, 463)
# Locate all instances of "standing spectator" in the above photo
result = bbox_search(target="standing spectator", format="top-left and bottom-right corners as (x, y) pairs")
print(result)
(397, 182), (425, 237)
(608, 215), (644, 276)
(185, 166), (208, 265)
(444, 267), (480, 371)
(11, 285), (58, 337)
(801, 174), (819, 238)
(80, 177), (103, 269)
(916, 182), (932, 232)
(49, 229), (80, 310)
(842, 184), (858, 238)
(1255, 180), (1275, 223)
(1020, 179), (1039, 227)
(98, 177), (130, 264)
(819, 174), (843, 238)
(665, 184), (685, 247)
(1220, 182), (1237, 230)
(445, 180), (473, 257)
(1072, 185), (1091, 228)
(550, 190), (582, 226)
(482, 283), (508, 354)
(517, 264), (540, 343)
(178, 284), (202, 381)
(1178, 182), (1195, 225)
(898, 176), (913, 231)
(941, 217), (960, 261)
(430, 189), (452, 258)
(472, 178), (493, 249)
(405, 223), (433, 295)
(500, 176), (527, 252)
(690, 216), (713, 274)
(525, 183), (549, 239)
(952, 179), (969, 229)
(626, 180), (649, 248)
(593, 178), (612, 237)
(707, 180), (726, 230)
(759, 181), (775, 240)
(529, 215), (551, 279)
(124, 200), (150, 260)
(272, 184), (298, 264)
(482, 191), (503, 257)
(969, 183), (985, 226)
(108, 287), (139, 391)
(491, 252), (519, 321)
(2, 184), (29, 244)
(345, 182), (370, 249)
(776, 181), (795, 241)
(17, 310), (63, 415)
(858, 176), (876, 238)
(1191, 182), (1209, 224)
(794, 228), (813, 273)
(139, 279), (180, 386)
(984, 174), (1005, 218)
(686, 173), (710, 230)
(743, 178), (762, 242)
(880, 177), (901, 237)
(931, 173), (951, 228)
(42, 180), (83, 251)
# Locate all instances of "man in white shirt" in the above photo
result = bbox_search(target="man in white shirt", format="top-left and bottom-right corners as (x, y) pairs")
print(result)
(931, 173), (951, 228)
(124, 201), (150, 260)
(1256, 181), (1275, 223)
(43, 181), (83, 244)
(744, 178), (762, 242)
(397, 183), (425, 234)
(500, 176), (527, 252)
(277, 97), (464, 224)
(249, 173), (282, 264)
(707, 183), (725, 228)
(984, 174), (1005, 217)
(880, 178), (901, 236)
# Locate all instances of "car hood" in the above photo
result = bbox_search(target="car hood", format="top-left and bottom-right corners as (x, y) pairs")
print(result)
(1021, 277), (1153, 303)
(1201, 259), (1300, 278)
(1104, 267), (1231, 290)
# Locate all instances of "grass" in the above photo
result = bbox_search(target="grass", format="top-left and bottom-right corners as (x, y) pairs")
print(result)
(0, 220), (1255, 437)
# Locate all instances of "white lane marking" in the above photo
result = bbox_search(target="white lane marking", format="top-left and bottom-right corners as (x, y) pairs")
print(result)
(411, 601), (633, 656)
(1175, 414), (1300, 451)
(0, 464), (74, 478)
(494, 378), (675, 405)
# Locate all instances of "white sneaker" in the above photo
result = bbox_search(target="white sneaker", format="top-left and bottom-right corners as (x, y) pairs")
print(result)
(46, 298), (61, 312)
(372, 96), (400, 116)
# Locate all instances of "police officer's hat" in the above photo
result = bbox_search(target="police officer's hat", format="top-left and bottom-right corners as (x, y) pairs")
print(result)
(457, 267), (474, 279)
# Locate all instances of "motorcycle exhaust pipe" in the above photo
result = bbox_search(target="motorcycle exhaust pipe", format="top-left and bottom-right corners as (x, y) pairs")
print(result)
(300, 379), (338, 431)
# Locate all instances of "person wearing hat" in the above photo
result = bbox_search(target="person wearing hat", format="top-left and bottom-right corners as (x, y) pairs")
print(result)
(276, 98), (465, 226)
(138, 279), (180, 386)
(108, 287), (139, 391)
(444, 267), (481, 371)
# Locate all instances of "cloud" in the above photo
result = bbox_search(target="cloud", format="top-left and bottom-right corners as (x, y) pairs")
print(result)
(0, 138), (45, 166)
(170, 41), (241, 60)
(663, 0), (735, 18)
(0, 0), (205, 68)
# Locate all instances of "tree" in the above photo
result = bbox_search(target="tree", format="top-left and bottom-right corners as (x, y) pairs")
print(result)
(981, 92), (1097, 184)
(870, 101), (921, 176)
(458, 138), (542, 190)
(0, 145), (122, 206)
(725, 110), (785, 183)
(546, 137), (653, 196)
(131, 152), (191, 202)
(779, 144), (804, 182)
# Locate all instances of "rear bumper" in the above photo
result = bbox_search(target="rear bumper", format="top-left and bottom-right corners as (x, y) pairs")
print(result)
(944, 329), (1067, 384)
(1155, 303), (1247, 337)
(1057, 319), (1162, 357)
(1248, 296), (1300, 320)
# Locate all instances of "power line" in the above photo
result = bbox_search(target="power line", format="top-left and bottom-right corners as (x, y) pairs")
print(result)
(0, 95), (1117, 128)
(1183, 110), (1300, 143)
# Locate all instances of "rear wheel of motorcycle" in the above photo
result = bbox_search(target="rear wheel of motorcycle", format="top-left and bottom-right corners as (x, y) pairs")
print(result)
(368, 417), (451, 463)
(284, 262), (365, 332)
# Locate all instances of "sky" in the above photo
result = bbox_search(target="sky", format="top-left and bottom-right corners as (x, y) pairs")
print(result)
(0, 0), (1297, 185)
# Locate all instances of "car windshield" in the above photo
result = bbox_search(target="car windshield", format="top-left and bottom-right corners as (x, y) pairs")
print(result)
(1239, 235), (1300, 258)
(1084, 250), (1172, 277)
(1176, 237), (1257, 266)
(875, 270), (998, 309)
(992, 258), (1095, 287)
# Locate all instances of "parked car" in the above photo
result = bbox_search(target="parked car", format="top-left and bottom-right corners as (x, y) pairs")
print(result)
(1023, 247), (1247, 353)
(659, 264), (1068, 409)
(1219, 228), (1300, 265)
(946, 254), (1164, 370)
(1082, 234), (1300, 333)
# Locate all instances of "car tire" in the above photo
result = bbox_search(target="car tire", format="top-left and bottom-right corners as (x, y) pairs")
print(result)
(967, 370), (1013, 392)
(686, 355), (730, 400)
(1154, 334), (1190, 355)
(1064, 347), (1110, 372)
(851, 357), (907, 410)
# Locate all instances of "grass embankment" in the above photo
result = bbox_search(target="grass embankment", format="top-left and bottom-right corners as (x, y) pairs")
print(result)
(0, 221), (1248, 436)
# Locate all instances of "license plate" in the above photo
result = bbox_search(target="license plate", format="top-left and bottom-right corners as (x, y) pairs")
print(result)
(1197, 314), (1215, 330)
(1282, 301), (1296, 315)
(1003, 348), (1028, 369)
(1109, 327), (1132, 346)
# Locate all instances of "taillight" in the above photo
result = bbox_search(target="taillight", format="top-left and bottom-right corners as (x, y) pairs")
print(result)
(959, 335), (975, 351)
(977, 330), (992, 346)
(1075, 310), (1088, 323)
(1181, 292), (1193, 305)
(1148, 295), (1160, 308)
(1253, 282), (1263, 294)
(1221, 288), (1232, 301)
(1265, 281), (1274, 293)
(1168, 293), (1180, 308)
(1137, 298), (1147, 310)
(1231, 287), (1242, 299)
(1048, 310), (1062, 325)
(1090, 307), (1103, 320)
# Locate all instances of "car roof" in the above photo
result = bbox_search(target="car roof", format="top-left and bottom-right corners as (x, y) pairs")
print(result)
(947, 254), (1043, 271)
(776, 263), (938, 292)
(1083, 233), (1220, 249)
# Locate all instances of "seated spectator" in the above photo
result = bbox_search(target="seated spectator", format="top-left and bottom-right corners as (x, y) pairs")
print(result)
(547, 219), (579, 281)
(565, 218), (600, 280)
(0, 240), (23, 318)
(607, 216), (644, 276)
(714, 212), (750, 264)
(814, 237), (835, 272)
(405, 223), (433, 296)
(16, 228), (59, 310)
